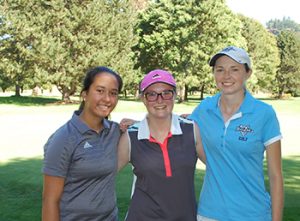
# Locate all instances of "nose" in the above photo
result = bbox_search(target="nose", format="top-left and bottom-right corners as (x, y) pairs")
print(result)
(223, 69), (231, 78)
(102, 91), (111, 102)
(156, 94), (164, 103)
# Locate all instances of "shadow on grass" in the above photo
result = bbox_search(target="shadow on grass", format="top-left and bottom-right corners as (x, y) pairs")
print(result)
(0, 156), (299, 221)
(0, 158), (43, 221)
(0, 96), (62, 106)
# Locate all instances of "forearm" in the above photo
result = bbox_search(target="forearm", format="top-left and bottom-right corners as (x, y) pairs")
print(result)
(270, 174), (284, 221)
(42, 199), (60, 221)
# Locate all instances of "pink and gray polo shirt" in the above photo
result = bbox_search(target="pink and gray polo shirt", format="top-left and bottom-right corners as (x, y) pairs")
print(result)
(125, 114), (198, 221)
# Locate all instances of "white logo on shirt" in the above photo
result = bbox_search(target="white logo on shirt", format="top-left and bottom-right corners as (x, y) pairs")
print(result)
(83, 142), (93, 149)
(236, 124), (253, 137)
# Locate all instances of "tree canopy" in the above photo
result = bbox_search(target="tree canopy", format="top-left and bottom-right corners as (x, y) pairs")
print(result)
(239, 15), (280, 92)
(276, 30), (300, 97)
(1, 1), (299, 99)
(134, 0), (246, 100)
(0, 0), (137, 100)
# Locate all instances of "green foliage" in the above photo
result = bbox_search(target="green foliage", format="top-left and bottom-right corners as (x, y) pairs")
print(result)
(134, 0), (246, 100)
(0, 70), (14, 92)
(276, 30), (300, 97)
(0, 0), (138, 100)
(267, 17), (300, 35)
(238, 15), (280, 92)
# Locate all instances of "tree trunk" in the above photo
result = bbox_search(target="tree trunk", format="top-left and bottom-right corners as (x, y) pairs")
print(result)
(15, 84), (21, 96)
(177, 86), (185, 103)
(184, 84), (188, 101)
(277, 87), (284, 99)
(62, 91), (71, 102)
(200, 84), (205, 100)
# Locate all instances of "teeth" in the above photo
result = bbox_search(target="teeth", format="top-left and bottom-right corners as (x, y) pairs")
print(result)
(98, 105), (109, 110)
(223, 82), (233, 86)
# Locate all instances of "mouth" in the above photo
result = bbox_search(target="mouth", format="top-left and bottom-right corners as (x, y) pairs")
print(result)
(154, 105), (167, 110)
(97, 104), (111, 111)
(222, 82), (234, 86)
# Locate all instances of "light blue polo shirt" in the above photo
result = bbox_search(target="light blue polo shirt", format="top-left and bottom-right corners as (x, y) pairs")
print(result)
(189, 91), (282, 221)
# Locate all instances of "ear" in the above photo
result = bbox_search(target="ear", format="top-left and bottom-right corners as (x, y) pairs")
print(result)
(81, 91), (87, 101)
(246, 69), (252, 80)
(140, 93), (147, 105)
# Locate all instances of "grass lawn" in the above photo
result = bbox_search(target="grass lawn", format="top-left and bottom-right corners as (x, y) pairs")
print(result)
(0, 157), (299, 220)
(0, 95), (300, 220)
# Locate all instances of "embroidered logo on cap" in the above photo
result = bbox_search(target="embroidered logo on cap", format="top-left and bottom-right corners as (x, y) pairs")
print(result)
(152, 73), (161, 79)
(223, 46), (236, 52)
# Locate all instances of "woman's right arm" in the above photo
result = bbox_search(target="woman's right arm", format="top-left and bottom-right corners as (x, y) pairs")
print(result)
(117, 132), (130, 171)
(42, 175), (65, 221)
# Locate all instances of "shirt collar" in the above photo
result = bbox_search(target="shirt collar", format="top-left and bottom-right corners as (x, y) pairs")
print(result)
(207, 90), (255, 114)
(137, 114), (183, 140)
(71, 110), (111, 134)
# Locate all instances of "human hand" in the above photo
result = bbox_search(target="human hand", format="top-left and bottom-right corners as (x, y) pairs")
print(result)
(119, 118), (136, 132)
(180, 113), (190, 119)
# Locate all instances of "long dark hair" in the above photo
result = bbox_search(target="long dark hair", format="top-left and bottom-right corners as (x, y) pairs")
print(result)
(78, 66), (123, 112)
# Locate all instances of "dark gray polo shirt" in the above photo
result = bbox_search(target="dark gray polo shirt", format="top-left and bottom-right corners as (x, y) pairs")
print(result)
(43, 111), (120, 221)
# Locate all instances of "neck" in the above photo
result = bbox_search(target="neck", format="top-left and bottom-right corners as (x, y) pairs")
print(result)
(147, 114), (172, 143)
(220, 92), (245, 122)
(79, 111), (103, 133)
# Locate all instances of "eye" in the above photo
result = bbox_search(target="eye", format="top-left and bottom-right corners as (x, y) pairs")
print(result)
(146, 91), (157, 97)
(215, 68), (223, 73)
(97, 89), (105, 94)
(110, 91), (119, 97)
(162, 90), (173, 96)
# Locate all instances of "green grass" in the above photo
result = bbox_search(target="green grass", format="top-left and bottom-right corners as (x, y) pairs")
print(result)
(0, 157), (299, 220)
(1, 95), (300, 114)
(0, 95), (62, 106)
(0, 95), (299, 220)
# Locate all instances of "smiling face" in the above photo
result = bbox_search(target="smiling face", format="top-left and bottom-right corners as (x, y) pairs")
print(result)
(82, 72), (119, 120)
(141, 83), (175, 120)
(213, 55), (252, 96)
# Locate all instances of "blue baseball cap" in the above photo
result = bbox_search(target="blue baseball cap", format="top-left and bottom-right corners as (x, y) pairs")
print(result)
(209, 46), (251, 68)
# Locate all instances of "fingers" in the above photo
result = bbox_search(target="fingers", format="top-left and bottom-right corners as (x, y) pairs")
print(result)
(180, 113), (190, 119)
(119, 118), (136, 132)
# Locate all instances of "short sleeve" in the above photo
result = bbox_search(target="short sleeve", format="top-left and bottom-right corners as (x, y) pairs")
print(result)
(262, 106), (282, 147)
(188, 104), (201, 123)
(42, 126), (74, 178)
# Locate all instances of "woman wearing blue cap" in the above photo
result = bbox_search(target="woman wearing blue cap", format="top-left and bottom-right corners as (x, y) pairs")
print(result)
(118, 69), (205, 221)
(189, 46), (283, 221)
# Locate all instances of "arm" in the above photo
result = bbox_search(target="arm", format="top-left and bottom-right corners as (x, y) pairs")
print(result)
(194, 123), (206, 164)
(119, 118), (137, 132)
(266, 140), (284, 221)
(117, 132), (130, 171)
(42, 175), (65, 221)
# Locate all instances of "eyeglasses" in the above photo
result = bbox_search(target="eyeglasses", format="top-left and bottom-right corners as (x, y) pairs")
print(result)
(144, 90), (175, 102)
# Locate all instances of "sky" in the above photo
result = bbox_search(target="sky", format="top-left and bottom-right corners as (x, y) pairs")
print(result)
(226, 0), (300, 26)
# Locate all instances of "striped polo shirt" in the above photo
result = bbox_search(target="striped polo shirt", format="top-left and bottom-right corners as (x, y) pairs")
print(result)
(125, 114), (198, 221)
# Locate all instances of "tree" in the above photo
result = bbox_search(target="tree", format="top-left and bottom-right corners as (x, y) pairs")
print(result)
(0, 6), (37, 96)
(267, 17), (300, 35)
(0, 69), (14, 92)
(276, 30), (300, 98)
(238, 15), (280, 93)
(134, 0), (246, 101)
(1, 0), (137, 101)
